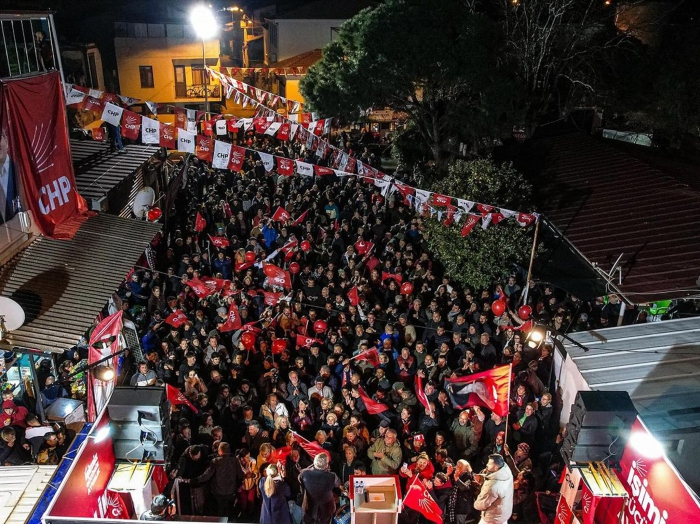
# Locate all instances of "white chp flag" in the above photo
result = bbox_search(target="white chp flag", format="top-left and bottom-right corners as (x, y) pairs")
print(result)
(265, 122), (282, 136)
(212, 140), (231, 169)
(258, 151), (274, 172)
(289, 124), (299, 141)
(118, 94), (140, 106)
(457, 198), (475, 213)
(66, 88), (87, 106)
(296, 161), (314, 177)
(215, 119), (227, 136)
(101, 102), (124, 127)
(177, 129), (196, 153)
(141, 116), (160, 145)
(88, 88), (103, 99)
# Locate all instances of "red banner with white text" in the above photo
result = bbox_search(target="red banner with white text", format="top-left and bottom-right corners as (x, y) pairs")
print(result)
(2, 72), (87, 237)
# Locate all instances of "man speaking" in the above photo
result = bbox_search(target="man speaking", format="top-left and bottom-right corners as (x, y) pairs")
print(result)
(299, 453), (341, 524)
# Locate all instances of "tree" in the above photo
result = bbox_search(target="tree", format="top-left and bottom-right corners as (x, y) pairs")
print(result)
(422, 159), (533, 290)
(301, 0), (519, 168)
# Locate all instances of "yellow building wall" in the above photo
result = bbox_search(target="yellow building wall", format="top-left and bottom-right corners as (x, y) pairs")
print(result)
(284, 78), (304, 105)
(115, 37), (220, 106)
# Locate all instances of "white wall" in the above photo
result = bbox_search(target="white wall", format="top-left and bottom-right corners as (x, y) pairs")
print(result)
(275, 19), (345, 61)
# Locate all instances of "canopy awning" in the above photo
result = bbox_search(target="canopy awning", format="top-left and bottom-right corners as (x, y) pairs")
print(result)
(0, 213), (161, 353)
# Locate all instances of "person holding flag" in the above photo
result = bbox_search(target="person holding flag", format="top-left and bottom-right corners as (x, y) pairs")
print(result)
(473, 454), (514, 524)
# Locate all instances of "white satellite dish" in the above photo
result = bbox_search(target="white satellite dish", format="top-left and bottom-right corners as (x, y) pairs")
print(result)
(0, 296), (25, 331)
(132, 187), (156, 219)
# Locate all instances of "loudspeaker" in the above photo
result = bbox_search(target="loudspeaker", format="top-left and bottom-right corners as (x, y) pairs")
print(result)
(107, 386), (172, 463)
(561, 391), (637, 465)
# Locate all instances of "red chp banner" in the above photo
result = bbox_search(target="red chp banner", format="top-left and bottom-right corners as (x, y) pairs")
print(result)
(87, 310), (123, 422)
(2, 72), (87, 237)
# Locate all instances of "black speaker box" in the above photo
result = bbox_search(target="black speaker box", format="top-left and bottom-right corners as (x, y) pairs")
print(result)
(561, 391), (637, 465)
(107, 386), (172, 463)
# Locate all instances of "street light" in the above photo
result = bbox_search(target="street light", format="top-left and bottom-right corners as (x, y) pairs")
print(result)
(190, 4), (218, 114)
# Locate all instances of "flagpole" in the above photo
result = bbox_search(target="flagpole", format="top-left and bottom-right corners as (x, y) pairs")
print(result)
(504, 363), (513, 448)
(522, 218), (540, 306)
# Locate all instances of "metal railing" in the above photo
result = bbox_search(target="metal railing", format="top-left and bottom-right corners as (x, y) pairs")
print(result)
(0, 12), (63, 80)
(175, 84), (221, 99)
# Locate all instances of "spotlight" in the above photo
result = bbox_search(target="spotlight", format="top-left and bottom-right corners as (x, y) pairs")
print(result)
(93, 366), (115, 382)
(92, 426), (111, 444)
(526, 326), (546, 349)
(629, 432), (664, 459)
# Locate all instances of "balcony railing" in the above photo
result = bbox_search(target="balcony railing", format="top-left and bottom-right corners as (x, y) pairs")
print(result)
(0, 13), (62, 80)
(175, 84), (221, 99)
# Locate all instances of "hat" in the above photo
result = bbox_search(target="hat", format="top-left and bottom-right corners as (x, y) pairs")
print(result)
(392, 381), (405, 392)
(379, 420), (390, 428)
(413, 434), (425, 444)
(216, 307), (227, 316)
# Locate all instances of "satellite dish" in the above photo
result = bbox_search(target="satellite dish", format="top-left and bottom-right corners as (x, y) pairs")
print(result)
(132, 187), (155, 219)
(0, 296), (25, 331)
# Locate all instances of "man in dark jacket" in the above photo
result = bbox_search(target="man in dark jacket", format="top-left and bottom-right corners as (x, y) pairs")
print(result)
(187, 442), (241, 518)
(299, 453), (341, 524)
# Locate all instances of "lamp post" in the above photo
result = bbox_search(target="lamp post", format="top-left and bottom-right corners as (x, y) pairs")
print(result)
(190, 4), (218, 114)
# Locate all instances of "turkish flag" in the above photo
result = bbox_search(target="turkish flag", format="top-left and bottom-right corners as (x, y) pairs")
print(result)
(228, 145), (246, 171)
(347, 285), (360, 306)
(358, 386), (389, 415)
(277, 123), (291, 141)
(2, 72), (88, 238)
(220, 301), (243, 332)
(296, 335), (323, 348)
(382, 271), (403, 284)
(272, 206), (291, 222)
(403, 476), (443, 524)
(209, 234), (230, 248)
(121, 109), (141, 140)
(276, 157), (295, 176)
(166, 384), (198, 413)
(355, 347), (379, 367)
(92, 127), (106, 142)
(444, 364), (511, 417)
(165, 311), (188, 327)
(196, 135), (213, 163)
(433, 193), (451, 206)
(415, 374), (432, 414)
(291, 432), (329, 460)
(159, 124), (176, 149)
(293, 210), (308, 226)
(461, 215), (481, 237)
(517, 212), (537, 226)
(195, 211), (206, 232)
(187, 277), (215, 298)
(354, 240), (374, 255)
(314, 165), (335, 176)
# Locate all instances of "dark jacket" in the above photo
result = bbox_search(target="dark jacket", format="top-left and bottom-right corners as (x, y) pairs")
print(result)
(192, 453), (241, 495)
(259, 477), (292, 524)
(299, 466), (340, 524)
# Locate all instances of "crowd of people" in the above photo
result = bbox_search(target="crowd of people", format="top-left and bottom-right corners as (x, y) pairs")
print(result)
(107, 125), (631, 524)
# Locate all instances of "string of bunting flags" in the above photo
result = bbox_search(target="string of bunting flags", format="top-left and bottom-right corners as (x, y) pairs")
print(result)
(66, 84), (539, 234)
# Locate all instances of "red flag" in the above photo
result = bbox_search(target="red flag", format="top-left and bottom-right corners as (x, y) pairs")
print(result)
(265, 264), (292, 289)
(443, 203), (456, 227)
(347, 285), (360, 306)
(228, 145), (246, 171)
(92, 127), (106, 142)
(3, 72), (88, 238)
(173, 107), (186, 129)
(83, 95), (105, 113)
(262, 291), (283, 306)
(226, 118), (238, 132)
(355, 347), (380, 367)
(403, 476), (443, 524)
(276, 157), (295, 176)
(382, 271), (403, 284)
(235, 261), (253, 272)
(490, 212), (505, 226)
(293, 210), (308, 226)
(292, 432), (329, 460)
(460, 215), (480, 237)
(202, 120), (213, 136)
(254, 117), (271, 134)
(415, 374), (432, 415)
(354, 240), (374, 255)
(159, 124), (176, 149)
(202, 277), (228, 293)
(166, 384), (198, 412)
(345, 156), (357, 174)
(433, 194), (451, 206)
(280, 238), (298, 254)
(393, 182), (415, 205)
(296, 335), (323, 348)
(517, 213), (537, 227)
(219, 301), (243, 332)
(165, 311), (188, 327)
(580, 480), (600, 524)
(358, 386), (389, 415)
(314, 165), (335, 176)
(477, 203), (494, 216)
(195, 211), (206, 232)
(276, 123), (291, 141)
(554, 494), (573, 524)
(196, 135), (213, 163)
(272, 206), (291, 222)
(269, 446), (292, 464)
(444, 364), (511, 417)
(186, 278), (214, 298)
(121, 109), (141, 140)
(209, 234), (230, 248)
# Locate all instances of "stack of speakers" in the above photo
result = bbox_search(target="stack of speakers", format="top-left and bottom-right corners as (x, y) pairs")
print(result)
(107, 386), (172, 463)
(561, 391), (637, 465)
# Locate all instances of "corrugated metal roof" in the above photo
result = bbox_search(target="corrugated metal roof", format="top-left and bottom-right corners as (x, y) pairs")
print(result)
(538, 132), (700, 303)
(0, 213), (161, 354)
(70, 139), (158, 208)
(564, 317), (700, 495)
(0, 465), (57, 524)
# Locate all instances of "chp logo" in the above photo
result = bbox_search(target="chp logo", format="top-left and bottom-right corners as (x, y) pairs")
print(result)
(581, 490), (592, 514)
(625, 459), (669, 524)
(124, 114), (139, 132)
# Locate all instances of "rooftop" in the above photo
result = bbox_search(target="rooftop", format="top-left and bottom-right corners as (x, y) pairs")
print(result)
(269, 0), (377, 20)
(273, 49), (322, 69)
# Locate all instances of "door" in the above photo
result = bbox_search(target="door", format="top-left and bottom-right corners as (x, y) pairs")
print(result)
(174, 65), (186, 98)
